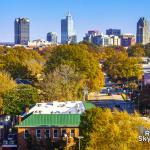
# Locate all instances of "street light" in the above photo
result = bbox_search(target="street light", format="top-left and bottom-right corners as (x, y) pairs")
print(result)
(77, 136), (84, 150)
(83, 86), (88, 101)
(137, 93), (140, 113)
(129, 91), (132, 100)
(64, 134), (68, 150)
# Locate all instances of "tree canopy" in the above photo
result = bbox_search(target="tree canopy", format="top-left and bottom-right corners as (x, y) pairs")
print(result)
(0, 71), (17, 112)
(80, 108), (150, 150)
(0, 47), (44, 80)
(102, 47), (143, 80)
(45, 44), (104, 93)
(127, 45), (145, 57)
(144, 43), (150, 57)
(40, 65), (82, 101)
(0, 71), (16, 95)
(2, 85), (39, 115)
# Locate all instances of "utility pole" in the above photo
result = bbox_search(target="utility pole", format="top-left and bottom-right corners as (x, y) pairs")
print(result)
(77, 136), (84, 150)
(64, 134), (68, 150)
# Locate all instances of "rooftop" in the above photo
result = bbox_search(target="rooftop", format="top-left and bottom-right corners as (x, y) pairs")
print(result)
(27, 101), (86, 115)
(17, 101), (95, 128)
(16, 114), (81, 127)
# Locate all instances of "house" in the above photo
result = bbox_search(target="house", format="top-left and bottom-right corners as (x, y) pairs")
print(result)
(16, 101), (95, 150)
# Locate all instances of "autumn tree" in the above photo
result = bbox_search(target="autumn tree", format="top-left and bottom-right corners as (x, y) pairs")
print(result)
(128, 45), (145, 57)
(0, 47), (44, 81)
(102, 48), (143, 80)
(45, 44), (104, 93)
(0, 71), (17, 112)
(40, 65), (82, 101)
(80, 108), (150, 150)
(0, 71), (16, 95)
(144, 43), (150, 57)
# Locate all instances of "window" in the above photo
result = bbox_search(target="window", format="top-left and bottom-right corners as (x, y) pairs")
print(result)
(53, 129), (59, 138)
(70, 129), (75, 137)
(45, 129), (50, 139)
(36, 129), (41, 138)
(24, 129), (29, 139)
(62, 129), (66, 137)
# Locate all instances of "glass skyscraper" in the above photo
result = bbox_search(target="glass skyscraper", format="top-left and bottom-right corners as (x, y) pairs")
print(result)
(136, 17), (150, 45)
(61, 12), (77, 44)
(14, 18), (30, 45)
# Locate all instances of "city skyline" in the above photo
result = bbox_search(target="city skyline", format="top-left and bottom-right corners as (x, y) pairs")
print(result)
(0, 0), (150, 42)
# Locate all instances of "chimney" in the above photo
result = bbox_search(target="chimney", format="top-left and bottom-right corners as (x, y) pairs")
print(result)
(18, 115), (23, 124)
(25, 107), (29, 114)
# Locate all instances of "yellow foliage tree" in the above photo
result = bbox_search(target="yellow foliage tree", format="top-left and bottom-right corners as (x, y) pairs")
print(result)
(80, 108), (150, 150)
(0, 71), (16, 113)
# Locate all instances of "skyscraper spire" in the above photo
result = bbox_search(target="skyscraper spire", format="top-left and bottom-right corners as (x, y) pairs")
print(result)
(67, 11), (71, 16)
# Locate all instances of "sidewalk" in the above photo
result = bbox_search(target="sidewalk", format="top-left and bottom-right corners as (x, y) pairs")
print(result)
(88, 92), (124, 101)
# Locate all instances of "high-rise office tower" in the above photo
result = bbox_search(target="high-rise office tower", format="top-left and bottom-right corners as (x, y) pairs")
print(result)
(61, 12), (77, 44)
(47, 32), (57, 44)
(136, 17), (150, 45)
(106, 29), (121, 36)
(14, 18), (30, 45)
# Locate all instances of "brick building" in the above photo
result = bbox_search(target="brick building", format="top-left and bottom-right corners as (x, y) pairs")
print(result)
(16, 101), (95, 150)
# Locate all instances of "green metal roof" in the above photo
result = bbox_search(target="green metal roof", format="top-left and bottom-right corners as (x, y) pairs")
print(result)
(83, 101), (96, 110)
(16, 114), (81, 127)
(16, 102), (95, 128)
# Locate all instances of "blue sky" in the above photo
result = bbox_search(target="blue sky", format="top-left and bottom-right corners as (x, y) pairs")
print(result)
(0, 0), (150, 42)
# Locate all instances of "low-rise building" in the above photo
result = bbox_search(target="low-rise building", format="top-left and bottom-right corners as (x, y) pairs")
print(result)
(16, 101), (95, 150)
(110, 35), (121, 46)
(83, 31), (120, 46)
(120, 34), (136, 47)
(141, 57), (150, 86)
(28, 39), (53, 48)
(0, 115), (12, 144)
(83, 30), (99, 43)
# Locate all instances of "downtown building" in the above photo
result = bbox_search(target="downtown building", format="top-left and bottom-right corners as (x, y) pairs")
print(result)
(121, 34), (136, 47)
(83, 31), (121, 46)
(83, 30), (99, 43)
(47, 32), (57, 44)
(14, 18), (30, 45)
(136, 17), (150, 45)
(61, 12), (77, 44)
(106, 28), (121, 36)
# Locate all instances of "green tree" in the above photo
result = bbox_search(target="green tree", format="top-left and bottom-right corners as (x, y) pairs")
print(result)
(80, 108), (150, 150)
(2, 85), (39, 115)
